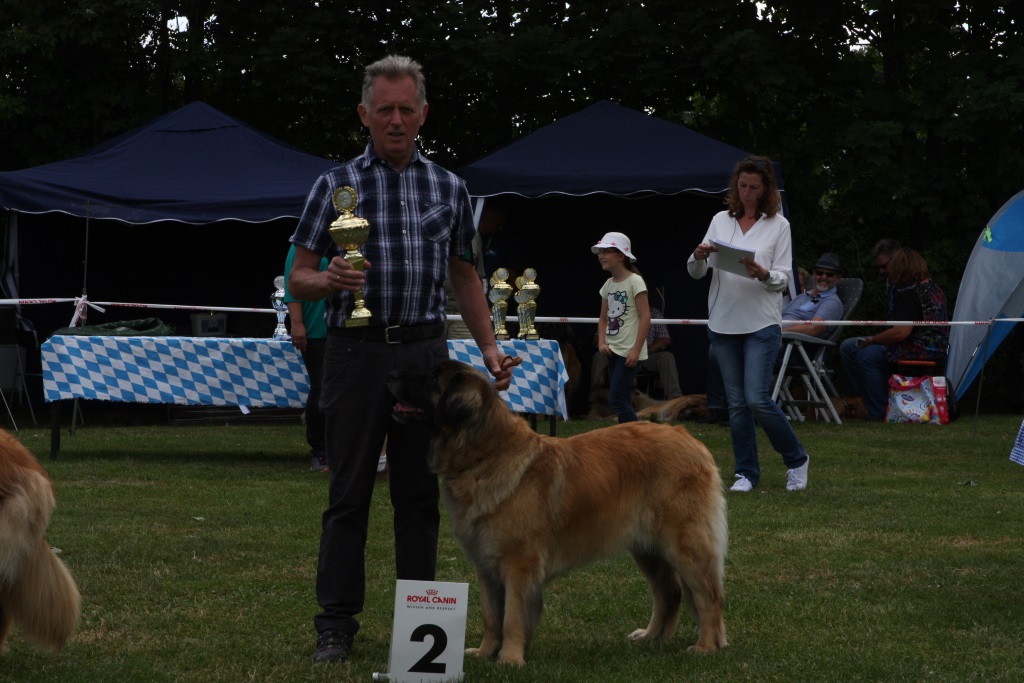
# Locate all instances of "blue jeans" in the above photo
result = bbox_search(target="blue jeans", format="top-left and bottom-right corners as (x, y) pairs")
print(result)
(709, 326), (809, 487)
(705, 345), (726, 410)
(839, 338), (890, 420)
(606, 352), (640, 423)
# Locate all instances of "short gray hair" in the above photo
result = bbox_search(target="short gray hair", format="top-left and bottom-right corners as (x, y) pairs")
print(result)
(361, 55), (427, 108)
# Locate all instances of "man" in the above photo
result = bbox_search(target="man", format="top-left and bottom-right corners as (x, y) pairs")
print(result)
(871, 238), (901, 314)
(704, 252), (845, 423)
(779, 252), (845, 336)
(288, 55), (513, 664)
(590, 305), (682, 400)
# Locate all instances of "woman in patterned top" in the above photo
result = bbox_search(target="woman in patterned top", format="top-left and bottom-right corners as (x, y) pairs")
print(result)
(840, 248), (949, 420)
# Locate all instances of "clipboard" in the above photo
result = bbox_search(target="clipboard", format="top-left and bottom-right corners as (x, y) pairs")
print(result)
(708, 239), (756, 276)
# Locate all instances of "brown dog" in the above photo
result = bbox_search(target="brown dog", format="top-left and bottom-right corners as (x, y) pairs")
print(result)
(389, 360), (727, 666)
(0, 430), (81, 654)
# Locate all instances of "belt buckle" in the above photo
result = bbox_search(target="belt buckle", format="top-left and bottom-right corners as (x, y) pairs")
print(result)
(384, 325), (402, 344)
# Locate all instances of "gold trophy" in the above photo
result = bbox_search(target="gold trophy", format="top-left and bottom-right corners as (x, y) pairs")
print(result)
(329, 186), (372, 328)
(514, 267), (541, 340)
(488, 268), (514, 340)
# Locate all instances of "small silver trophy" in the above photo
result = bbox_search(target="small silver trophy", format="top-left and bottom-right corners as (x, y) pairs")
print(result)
(271, 275), (289, 340)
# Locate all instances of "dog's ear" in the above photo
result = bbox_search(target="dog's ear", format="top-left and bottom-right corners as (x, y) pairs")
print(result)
(435, 368), (486, 427)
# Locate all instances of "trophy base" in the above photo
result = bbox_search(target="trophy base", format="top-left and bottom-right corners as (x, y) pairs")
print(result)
(345, 316), (371, 328)
(495, 334), (509, 341)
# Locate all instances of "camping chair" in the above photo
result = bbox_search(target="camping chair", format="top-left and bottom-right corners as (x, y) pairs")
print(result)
(771, 278), (864, 424)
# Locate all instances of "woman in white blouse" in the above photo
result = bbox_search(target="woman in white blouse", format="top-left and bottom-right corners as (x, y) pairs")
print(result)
(687, 156), (810, 493)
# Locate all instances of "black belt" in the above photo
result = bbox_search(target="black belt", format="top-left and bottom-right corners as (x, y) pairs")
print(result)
(328, 322), (444, 344)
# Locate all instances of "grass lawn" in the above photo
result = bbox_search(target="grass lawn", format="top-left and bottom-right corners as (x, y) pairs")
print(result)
(2, 412), (1023, 683)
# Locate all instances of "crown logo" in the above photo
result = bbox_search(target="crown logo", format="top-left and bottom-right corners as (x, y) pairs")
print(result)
(426, 589), (439, 596)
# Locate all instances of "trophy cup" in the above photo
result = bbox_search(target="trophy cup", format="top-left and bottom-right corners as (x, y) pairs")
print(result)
(514, 267), (541, 340)
(329, 186), (372, 328)
(271, 275), (290, 340)
(488, 268), (514, 340)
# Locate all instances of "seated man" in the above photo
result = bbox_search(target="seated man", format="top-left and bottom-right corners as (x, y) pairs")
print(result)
(704, 253), (845, 423)
(591, 306), (682, 401)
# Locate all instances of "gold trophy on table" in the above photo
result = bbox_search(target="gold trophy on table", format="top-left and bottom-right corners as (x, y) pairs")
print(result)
(329, 186), (372, 328)
(514, 267), (541, 340)
(488, 268), (514, 340)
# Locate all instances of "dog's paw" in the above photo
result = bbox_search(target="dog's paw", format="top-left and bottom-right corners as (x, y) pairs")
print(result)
(628, 628), (653, 641)
(497, 651), (526, 666)
(687, 642), (721, 654)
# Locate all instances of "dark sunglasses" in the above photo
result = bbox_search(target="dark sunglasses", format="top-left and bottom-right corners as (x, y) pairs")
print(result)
(743, 157), (769, 171)
(812, 269), (837, 278)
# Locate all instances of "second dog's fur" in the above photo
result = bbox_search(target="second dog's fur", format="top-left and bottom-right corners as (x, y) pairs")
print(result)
(0, 429), (81, 654)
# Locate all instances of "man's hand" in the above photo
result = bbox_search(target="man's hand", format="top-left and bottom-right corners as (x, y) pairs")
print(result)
(325, 255), (370, 292)
(483, 349), (518, 392)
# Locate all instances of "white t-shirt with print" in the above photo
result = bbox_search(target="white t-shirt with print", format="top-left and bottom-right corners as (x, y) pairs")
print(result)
(599, 272), (649, 361)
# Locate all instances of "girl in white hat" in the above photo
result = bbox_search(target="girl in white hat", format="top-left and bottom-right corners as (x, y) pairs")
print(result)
(592, 232), (650, 423)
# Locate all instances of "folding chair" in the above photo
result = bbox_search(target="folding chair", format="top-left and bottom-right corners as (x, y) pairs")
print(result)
(772, 278), (864, 424)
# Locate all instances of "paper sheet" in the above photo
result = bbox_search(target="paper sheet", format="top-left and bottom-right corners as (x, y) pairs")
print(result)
(709, 239), (756, 276)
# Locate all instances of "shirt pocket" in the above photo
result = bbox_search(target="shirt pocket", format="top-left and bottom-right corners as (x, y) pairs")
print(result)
(420, 202), (453, 243)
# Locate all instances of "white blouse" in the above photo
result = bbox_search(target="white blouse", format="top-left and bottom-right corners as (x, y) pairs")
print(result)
(686, 210), (794, 335)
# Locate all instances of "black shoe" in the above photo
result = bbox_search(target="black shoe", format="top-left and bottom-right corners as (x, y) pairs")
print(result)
(311, 630), (353, 663)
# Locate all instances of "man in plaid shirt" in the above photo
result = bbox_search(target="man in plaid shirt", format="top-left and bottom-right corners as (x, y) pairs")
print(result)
(289, 54), (512, 664)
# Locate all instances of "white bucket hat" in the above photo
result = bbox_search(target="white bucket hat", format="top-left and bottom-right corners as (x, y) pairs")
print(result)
(591, 231), (637, 262)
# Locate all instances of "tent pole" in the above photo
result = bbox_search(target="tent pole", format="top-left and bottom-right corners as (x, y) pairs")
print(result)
(971, 321), (994, 438)
(82, 202), (90, 298)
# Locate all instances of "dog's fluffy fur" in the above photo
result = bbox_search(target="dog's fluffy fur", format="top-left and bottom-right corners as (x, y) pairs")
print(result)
(389, 360), (727, 666)
(0, 429), (81, 654)
(584, 387), (661, 420)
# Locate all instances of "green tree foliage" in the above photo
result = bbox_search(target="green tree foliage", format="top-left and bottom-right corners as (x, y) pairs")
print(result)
(3, 0), (1024, 314)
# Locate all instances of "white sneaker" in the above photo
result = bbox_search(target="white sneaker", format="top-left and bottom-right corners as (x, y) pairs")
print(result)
(786, 456), (809, 491)
(377, 453), (389, 474)
(730, 475), (753, 492)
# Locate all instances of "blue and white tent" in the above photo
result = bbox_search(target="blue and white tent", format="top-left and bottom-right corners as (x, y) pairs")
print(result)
(947, 189), (1024, 399)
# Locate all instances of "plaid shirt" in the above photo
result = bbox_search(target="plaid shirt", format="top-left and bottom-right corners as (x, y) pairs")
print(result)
(291, 143), (475, 328)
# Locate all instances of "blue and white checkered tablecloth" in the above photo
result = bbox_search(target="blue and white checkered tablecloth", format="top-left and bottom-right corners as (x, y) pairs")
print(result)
(1012, 418), (1024, 467)
(447, 339), (568, 420)
(41, 336), (309, 408)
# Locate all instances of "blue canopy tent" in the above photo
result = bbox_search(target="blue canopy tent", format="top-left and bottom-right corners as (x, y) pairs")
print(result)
(0, 101), (339, 339)
(460, 100), (786, 199)
(0, 101), (338, 224)
(457, 100), (793, 399)
(947, 189), (1024, 400)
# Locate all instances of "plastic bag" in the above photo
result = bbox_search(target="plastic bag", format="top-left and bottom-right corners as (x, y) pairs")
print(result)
(886, 375), (952, 425)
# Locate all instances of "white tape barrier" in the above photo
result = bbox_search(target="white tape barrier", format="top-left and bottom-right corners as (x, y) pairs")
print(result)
(1, 298), (1020, 328)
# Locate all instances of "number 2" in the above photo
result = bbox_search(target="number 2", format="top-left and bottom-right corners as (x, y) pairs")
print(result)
(408, 623), (447, 674)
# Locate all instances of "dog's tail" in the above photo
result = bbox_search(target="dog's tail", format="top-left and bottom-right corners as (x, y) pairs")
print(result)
(2, 535), (81, 652)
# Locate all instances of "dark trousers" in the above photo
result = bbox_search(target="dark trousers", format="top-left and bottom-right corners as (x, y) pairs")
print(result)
(313, 333), (449, 637)
(302, 337), (326, 457)
(606, 352), (640, 422)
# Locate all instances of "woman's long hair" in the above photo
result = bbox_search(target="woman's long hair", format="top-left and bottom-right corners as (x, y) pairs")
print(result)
(887, 248), (931, 288)
(725, 156), (782, 218)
